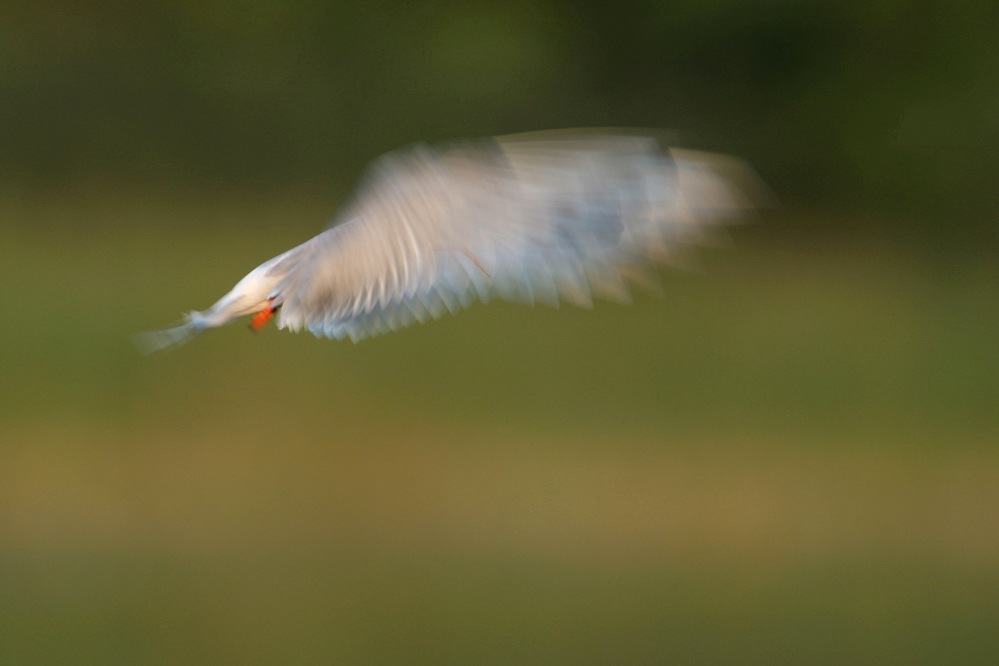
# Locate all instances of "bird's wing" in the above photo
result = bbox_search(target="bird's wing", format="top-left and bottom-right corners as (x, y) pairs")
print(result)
(275, 130), (766, 341)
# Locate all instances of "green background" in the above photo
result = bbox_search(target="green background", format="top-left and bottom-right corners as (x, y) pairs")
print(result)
(2, 2), (997, 663)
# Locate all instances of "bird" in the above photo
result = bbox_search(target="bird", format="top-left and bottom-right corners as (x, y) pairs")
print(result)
(136, 129), (766, 353)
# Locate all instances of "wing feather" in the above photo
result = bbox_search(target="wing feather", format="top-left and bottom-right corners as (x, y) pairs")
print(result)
(276, 131), (766, 341)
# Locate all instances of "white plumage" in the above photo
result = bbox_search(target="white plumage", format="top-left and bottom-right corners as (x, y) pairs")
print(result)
(138, 129), (766, 353)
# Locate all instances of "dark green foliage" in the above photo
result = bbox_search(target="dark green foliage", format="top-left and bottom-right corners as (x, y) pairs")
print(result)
(2, 1), (996, 241)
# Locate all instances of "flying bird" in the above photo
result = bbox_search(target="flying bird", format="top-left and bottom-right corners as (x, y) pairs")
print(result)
(137, 129), (765, 353)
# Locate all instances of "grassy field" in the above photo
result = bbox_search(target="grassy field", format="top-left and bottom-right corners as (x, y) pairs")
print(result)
(1, 196), (998, 663)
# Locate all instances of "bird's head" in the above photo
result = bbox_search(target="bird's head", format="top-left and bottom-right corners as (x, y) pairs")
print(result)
(136, 255), (288, 354)
(196, 260), (285, 330)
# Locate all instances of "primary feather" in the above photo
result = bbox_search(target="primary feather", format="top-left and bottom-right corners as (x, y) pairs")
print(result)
(141, 129), (768, 350)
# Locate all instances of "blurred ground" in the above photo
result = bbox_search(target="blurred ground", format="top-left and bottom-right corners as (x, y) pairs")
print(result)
(1, 196), (997, 663)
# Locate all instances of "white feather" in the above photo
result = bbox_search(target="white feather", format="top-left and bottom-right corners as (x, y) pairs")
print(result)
(141, 129), (770, 350)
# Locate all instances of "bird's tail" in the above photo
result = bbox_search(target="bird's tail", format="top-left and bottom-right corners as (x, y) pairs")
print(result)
(133, 313), (206, 355)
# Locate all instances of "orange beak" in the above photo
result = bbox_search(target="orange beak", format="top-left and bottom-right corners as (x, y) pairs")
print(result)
(249, 302), (277, 331)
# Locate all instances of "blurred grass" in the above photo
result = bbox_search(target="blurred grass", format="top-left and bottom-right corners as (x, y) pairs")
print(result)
(1, 196), (998, 663)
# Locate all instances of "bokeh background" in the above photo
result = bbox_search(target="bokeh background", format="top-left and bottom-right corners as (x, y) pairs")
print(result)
(2, 1), (998, 663)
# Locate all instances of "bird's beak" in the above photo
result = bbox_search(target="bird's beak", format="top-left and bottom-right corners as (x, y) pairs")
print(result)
(249, 299), (280, 331)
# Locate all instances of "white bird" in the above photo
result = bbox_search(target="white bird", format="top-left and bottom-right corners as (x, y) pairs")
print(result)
(137, 129), (766, 353)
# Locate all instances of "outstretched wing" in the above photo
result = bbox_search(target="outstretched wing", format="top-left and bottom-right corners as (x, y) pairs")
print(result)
(275, 130), (766, 342)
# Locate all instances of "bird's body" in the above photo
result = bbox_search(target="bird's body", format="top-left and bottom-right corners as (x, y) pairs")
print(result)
(138, 129), (765, 353)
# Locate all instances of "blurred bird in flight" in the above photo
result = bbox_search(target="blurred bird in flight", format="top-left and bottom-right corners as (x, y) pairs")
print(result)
(137, 129), (767, 353)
